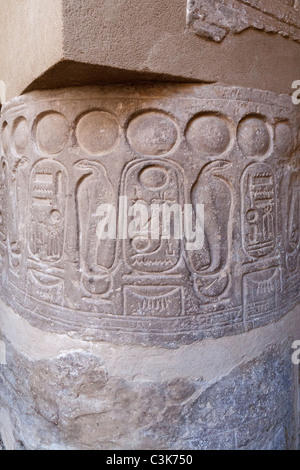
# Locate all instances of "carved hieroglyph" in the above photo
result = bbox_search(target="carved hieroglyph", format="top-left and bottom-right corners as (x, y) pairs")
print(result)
(0, 85), (299, 345)
(187, 0), (300, 42)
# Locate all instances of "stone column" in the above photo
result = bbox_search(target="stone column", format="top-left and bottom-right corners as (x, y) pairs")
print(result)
(0, 1), (299, 451)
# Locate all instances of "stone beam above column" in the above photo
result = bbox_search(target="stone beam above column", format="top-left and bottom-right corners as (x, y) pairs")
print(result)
(1, 0), (300, 101)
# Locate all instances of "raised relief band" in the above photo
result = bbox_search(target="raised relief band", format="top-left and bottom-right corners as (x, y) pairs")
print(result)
(0, 85), (299, 345)
(187, 0), (300, 42)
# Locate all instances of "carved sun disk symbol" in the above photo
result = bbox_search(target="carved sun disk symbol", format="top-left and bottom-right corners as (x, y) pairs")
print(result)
(139, 166), (169, 190)
(246, 209), (258, 223)
(131, 237), (151, 253)
(49, 210), (61, 224)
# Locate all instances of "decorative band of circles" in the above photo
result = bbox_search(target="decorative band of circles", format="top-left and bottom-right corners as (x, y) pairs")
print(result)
(1, 109), (296, 159)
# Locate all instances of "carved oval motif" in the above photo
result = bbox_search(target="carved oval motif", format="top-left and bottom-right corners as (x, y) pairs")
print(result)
(127, 111), (178, 156)
(123, 160), (182, 273)
(241, 163), (276, 258)
(186, 114), (231, 156)
(13, 117), (30, 154)
(29, 160), (68, 262)
(1, 122), (10, 154)
(36, 112), (70, 155)
(139, 165), (169, 190)
(76, 110), (120, 156)
(131, 237), (151, 253)
(238, 116), (270, 157)
(274, 122), (294, 158)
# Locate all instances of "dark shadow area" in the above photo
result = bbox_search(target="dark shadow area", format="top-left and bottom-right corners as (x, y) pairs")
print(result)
(23, 60), (209, 95)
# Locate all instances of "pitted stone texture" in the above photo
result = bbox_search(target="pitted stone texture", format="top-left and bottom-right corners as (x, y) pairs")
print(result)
(0, 339), (297, 450)
(187, 0), (300, 42)
(36, 112), (70, 155)
(0, 85), (299, 346)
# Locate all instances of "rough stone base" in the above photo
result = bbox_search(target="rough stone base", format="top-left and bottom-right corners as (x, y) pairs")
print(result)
(0, 300), (299, 450)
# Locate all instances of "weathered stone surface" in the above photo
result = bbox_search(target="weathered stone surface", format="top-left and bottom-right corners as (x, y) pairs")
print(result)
(187, 0), (300, 42)
(0, 2), (299, 453)
(0, 85), (299, 346)
(1, 1), (300, 100)
(0, 332), (297, 450)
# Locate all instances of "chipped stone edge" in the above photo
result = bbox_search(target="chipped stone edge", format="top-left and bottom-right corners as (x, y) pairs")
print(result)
(186, 0), (300, 43)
